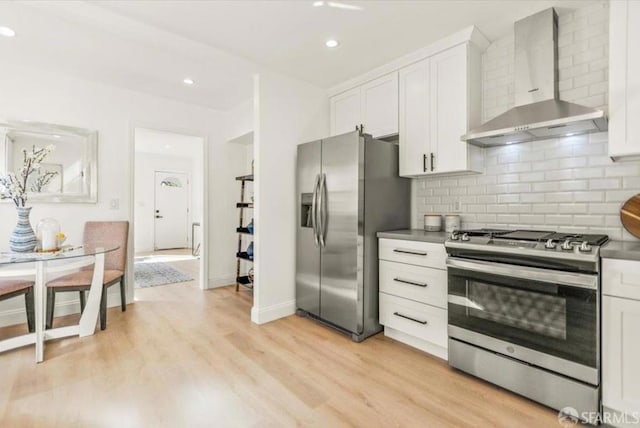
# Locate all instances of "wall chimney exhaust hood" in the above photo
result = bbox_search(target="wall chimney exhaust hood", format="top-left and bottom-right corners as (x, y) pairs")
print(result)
(462, 8), (607, 147)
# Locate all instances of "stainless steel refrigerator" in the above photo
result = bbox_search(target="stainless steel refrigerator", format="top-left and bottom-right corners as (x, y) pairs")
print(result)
(296, 130), (410, 341)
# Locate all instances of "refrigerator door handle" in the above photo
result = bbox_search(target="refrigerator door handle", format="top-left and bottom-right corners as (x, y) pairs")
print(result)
(312, 174), (320, 247)
(319, 173), (326, 248)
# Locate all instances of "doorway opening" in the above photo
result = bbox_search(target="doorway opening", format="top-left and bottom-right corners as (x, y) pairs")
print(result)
(133, 128), (204, 295)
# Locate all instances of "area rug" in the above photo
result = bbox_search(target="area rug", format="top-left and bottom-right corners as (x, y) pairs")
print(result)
(134, 262), (193, 288)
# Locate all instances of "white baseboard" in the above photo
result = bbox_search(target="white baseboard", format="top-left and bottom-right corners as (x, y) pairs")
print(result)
(207, 274), (236, 289)
(0, 291), (125, 329)
(251, 299), (296, 325)
(384, 326), (448, 361)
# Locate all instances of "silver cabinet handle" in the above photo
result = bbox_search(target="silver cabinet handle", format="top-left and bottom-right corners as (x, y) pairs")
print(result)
(312, 174), (320, 247)
(393, 248), (427, 256)
(430, 152), (435, 172)
(423, 153), (427, 172)
(393, 312), (427, 325)
(393, 278), (428, 288)
(318, 173), (326, 248)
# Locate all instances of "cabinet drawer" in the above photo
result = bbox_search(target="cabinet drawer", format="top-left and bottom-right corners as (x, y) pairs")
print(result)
(379, 260), (447, 308)
(380, 293), (447, 348)
(379, 238), (446, 269)
(603, 259), (640, 301)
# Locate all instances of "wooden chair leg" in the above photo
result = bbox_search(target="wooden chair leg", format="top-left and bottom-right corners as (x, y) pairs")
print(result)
(46, 288), (55, 329)
(79, 290), (86, 313)
(100, 285), (107, 331)
(120, 277), (126, 312)
(25, 288), (35, 333)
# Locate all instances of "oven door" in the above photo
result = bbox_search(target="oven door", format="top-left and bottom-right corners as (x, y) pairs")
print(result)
(447, 257), (599, 385)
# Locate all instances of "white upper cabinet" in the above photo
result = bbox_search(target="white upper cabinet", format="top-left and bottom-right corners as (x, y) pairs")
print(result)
(399, 43), (483, 177)
(431, 44), (476, 174)
(328, 26), (489, 175)
(330, 72), (399, 138)
(361, 72), (399, 138)
(609, 0), (640, 160)
(399, 58), (431, 175)
(330, 87), (361, 136)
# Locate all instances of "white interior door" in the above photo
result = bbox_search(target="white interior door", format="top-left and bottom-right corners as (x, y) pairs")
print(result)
(154, 171), (189, 250)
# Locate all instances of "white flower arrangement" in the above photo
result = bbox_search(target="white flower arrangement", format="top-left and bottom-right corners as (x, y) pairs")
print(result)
(0, 144), (58, 207)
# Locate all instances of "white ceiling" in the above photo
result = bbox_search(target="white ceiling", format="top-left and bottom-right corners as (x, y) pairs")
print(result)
(135, 128), (203, 159)
(0, 1), (600, 111)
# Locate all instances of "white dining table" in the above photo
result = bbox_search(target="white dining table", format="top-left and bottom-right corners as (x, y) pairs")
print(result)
(0, 245), (118, 363)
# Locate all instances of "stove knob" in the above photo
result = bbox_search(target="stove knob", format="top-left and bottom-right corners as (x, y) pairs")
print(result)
(461, 233), (470, 242)
(450, 232), (460, 241)
(544, 239), (556, 249)
(561, 239), (574, 251)
(579, 241), (592, 253)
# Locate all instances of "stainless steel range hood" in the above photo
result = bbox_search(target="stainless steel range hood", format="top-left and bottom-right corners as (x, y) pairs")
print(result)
(463, 8), (607, 147)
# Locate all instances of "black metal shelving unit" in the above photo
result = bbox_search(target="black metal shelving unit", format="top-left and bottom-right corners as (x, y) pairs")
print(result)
(235, 174), (254, 291)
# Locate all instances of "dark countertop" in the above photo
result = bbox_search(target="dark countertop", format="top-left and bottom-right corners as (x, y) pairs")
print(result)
(376, 229), (449, 244)
(601, 240), (640, 261)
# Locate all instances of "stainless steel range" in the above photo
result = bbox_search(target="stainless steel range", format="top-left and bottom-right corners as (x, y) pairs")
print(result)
(445, 229), (608, 424)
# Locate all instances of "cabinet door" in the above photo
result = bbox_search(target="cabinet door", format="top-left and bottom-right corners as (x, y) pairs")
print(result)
(361, 72), (399, 138)
(430, 43), (469, 173)
(330, 87), (361, 136)
(603, 296), (640, 417)
(609, 0), (640, 159)
(399, 58), (431, 176)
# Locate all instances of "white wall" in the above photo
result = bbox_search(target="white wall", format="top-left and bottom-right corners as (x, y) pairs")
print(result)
(225, 98), (254, 142)
(252, 71), (329, 324)
(0, 62), (240, 327)
(134, 152), (198, 253)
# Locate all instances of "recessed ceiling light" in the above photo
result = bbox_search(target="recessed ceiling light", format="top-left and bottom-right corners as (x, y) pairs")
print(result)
(312, 1), (362, 10)
(165, 144), (172, 149)
(183, 78), (195, 86)
(0, 26), (16, 38)
(325, 39), (339, 48)
(327, 2), (362, 10)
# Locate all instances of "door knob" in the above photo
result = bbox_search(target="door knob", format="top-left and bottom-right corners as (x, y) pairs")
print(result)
(155, 215), (163, 219)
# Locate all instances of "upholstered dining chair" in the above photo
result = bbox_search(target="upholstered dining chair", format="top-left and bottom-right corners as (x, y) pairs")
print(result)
(0, 280), (35, 332)
(46, 221), (129, 331)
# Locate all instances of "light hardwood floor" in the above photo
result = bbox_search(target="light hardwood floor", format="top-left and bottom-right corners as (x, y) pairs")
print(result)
(0, 278), (559, 427)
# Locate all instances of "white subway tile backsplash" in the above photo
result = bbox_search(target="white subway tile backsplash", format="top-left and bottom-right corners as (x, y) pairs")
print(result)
(573, 215), (605, 226)
(414, 134), (640, 239)
(558, 203), (588, 214)
(498, 194), (520, 204)
(574, 191), (605, 202)
(589, 178), (621, 190)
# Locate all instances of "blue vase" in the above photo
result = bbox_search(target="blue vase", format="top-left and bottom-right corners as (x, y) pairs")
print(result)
(246, 241), (254, 260)
(10, 207), (37, 253)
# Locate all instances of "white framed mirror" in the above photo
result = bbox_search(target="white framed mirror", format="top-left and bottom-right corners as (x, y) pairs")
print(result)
(0, 121), (98, 203)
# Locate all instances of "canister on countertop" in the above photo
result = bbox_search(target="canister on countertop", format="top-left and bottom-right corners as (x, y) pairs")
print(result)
(424, 214), (443, 232)
(445, 215), (461, 232)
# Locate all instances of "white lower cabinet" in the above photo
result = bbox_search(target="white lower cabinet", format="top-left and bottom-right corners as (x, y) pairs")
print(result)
(379, 260), (447, 308)
(603, 259), (640, 426)
(379, 238), (448, 360)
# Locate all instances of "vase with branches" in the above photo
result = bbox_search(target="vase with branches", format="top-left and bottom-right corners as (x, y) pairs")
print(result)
(0, 145), (58, 252)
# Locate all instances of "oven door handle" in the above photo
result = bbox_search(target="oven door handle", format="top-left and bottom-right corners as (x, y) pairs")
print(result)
(446, 258), (598, 290)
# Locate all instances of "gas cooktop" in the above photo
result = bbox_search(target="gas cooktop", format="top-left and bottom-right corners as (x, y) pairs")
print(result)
(446, 229), (609, 260)
(449, 229), (609, 246)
